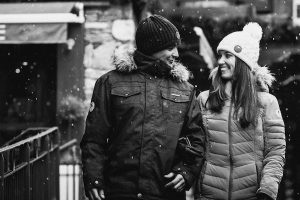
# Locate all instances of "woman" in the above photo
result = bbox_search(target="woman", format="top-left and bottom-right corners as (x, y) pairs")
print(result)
(195, 23), (285, 200)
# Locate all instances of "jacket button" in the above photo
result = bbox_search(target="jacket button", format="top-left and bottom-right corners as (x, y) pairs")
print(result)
(94, 180), (99, 185)
(137, 193), (143, 198)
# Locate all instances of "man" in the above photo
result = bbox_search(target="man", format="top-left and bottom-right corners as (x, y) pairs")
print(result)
(80, 15), (205, 200)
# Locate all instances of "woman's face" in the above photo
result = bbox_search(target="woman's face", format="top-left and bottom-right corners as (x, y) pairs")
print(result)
(217, 50), (236, 80)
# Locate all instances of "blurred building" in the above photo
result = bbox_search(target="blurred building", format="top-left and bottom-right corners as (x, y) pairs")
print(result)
(0, 0), (136, 146)
(0, 2), (86, 145)
(0, 1), (135, 199)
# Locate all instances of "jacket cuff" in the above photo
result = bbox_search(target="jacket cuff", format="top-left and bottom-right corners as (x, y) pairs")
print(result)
(83, 176), (104, 195)
(173, 166), (194, 190)
(257, 188), (276, 200)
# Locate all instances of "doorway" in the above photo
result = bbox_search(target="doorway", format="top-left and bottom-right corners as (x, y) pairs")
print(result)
(0, 44), (57, 145)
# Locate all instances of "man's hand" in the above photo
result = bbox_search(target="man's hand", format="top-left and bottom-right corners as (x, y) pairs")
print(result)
(164, 172), (185, 192)
(87, 188), (105, 200)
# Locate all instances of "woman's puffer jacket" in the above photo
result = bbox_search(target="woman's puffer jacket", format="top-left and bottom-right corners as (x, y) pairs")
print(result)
(195, 66), (286, 200)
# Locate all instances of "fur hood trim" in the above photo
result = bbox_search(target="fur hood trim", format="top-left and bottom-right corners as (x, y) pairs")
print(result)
(253, 65), (275, 88)
(112, 44), (190, 82)
(112, 44), (137, 73)
(209, 65), (275, 92)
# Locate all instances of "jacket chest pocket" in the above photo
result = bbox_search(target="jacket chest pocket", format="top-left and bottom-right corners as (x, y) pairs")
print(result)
(111, 86), (142, 107)
(161, 89), (190, 122)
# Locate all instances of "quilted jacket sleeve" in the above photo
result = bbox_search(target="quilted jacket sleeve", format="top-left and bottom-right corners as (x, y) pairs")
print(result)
(173, 89), (206, 190)
(257, 94), (286, 200)
(80, 75), (112, 193)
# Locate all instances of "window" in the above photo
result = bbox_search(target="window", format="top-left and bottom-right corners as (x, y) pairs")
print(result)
(293, 0), (300, 26)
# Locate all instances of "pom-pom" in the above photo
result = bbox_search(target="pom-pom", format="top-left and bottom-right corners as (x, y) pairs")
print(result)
(242, 22), (262, 41)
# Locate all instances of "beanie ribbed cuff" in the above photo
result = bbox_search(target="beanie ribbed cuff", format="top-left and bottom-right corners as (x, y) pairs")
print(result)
(135, 15), (181, 56)
(217, 22), (263, 71)
(217, 45), (256, 71)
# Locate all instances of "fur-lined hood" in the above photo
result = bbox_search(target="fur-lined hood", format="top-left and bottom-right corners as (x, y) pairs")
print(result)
(112, 44), (190, 82)
(209, 65), (275, 92)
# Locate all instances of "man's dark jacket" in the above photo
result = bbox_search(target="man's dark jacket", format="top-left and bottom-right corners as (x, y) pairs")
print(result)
(80, 45), (205, 200)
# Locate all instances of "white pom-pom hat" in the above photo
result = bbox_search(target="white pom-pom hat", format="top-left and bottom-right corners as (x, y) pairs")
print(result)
(217, 22), (263, 71)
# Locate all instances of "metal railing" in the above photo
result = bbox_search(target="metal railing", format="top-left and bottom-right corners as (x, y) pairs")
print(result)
(3, 127), (50, 147)
(0, 127), (60, 200)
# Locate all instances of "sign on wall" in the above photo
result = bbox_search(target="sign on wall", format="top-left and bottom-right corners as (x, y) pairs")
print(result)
(0, 23), (67, 44)
(293, 0), (300, 26)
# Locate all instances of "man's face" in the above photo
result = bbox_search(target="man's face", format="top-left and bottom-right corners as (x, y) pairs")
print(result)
(217, 50), (236, 80)
(151, 47), (179, 65)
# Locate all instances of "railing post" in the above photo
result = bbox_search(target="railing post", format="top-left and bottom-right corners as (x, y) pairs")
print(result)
(55, 129), (61, 200)
(33, 140), (39, 158)
(0, 153), (4, 200)
(5, 151), (9, 172)
(44, 135), (51, 200)
(25, 143), (31, 200)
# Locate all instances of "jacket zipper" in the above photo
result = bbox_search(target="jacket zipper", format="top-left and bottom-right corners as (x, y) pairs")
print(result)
(228, 102), (233, 200)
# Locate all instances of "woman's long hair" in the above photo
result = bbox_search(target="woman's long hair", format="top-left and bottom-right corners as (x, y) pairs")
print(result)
(206, 58), (258, 128)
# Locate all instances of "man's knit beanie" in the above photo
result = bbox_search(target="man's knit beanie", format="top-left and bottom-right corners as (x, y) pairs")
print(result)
(217, 22), (263, 71)
(135, 15), (181, 56)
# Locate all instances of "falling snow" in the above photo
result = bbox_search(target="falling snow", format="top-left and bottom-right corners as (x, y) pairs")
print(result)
(0, 1), (299, 198)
